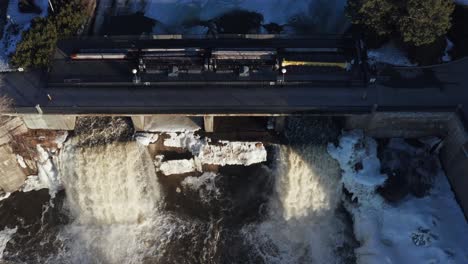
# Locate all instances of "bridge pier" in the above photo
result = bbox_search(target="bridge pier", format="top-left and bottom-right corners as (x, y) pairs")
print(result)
(204, 116), (214, 133)
(22, 114), (76, 130)
(131, 115), (202, 132)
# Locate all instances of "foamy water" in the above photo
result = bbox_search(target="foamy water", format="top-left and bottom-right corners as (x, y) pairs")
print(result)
(242, 144), (352, 264)
(34, 117), (351, 264)
(60, 141), (161, 225)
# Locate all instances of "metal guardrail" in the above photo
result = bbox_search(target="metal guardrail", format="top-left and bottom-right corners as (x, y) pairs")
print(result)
(65, 34), (354, 41)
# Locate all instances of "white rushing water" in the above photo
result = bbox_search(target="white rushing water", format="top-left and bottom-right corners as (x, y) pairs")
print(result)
(243, 144), (351, 264)
(56, 140), (167, 263)
(60, 141), (161, 225)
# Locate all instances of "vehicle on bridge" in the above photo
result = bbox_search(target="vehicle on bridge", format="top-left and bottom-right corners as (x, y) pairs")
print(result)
(49, 35), (369, 87)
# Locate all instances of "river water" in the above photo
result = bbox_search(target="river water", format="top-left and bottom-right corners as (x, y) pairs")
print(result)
(0, 117), (357, 263)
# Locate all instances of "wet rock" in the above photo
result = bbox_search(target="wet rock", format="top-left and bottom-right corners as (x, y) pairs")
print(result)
(74, 117), (134, 146)
(353, 161), (363, 172)
(377, 139), (439, 203)
(0, 190), (68, 262)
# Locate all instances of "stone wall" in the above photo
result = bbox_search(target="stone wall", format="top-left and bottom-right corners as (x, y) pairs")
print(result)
(345, 112), (451, 138)
(440, 114), (468, 219)
(0, 144), (26, 192)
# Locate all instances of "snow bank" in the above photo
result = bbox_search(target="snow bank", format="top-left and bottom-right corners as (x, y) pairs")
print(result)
(368, 41), (416, 66)
(328, 131), (468, 264)
(159, 159), (200, 175)
(0, 227), (17, 259)
(1, 0), (49, 72)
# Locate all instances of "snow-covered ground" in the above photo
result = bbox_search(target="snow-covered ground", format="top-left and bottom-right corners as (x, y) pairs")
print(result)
(328, 131), (468, 264)
(0, 0), (49, 72)
(368, 41), (416, 67)
(454, 0), (468, 5)
(104, 0), (348, 34)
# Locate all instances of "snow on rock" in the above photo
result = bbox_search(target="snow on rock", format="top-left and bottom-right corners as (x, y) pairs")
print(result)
(328, 130), (387, 202)
(54, 131), (69, 149)
(368, 41), (416, 67)
(163, 132), (206, 154)
(135, 133), (159, 146)
(1, 0), (49, 72)
(159, 159), (200, 176)
(0, 227), (17, 259)
(198, 141), (267, 166)
(163, 132), (267, 166)
(21, 175), (48, 192)
(328, 131), (468, 264)
(26, 145), (62, 197)
(16, 154), (27, 169)
(0, 192), (11, 202)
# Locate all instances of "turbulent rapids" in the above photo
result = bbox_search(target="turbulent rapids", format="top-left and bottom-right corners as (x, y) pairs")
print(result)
(2, 117), (466, 263)
(0, 117), (359, 263)
(60, 141), (161, 225)
(46, 117), (353, 264)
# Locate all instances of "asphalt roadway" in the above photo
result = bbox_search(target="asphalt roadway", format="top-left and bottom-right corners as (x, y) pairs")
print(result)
(0, 58), (467, 116)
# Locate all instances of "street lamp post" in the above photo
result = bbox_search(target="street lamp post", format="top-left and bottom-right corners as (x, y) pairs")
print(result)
(132, 69), (140, 84)
(281, 68), (287, 83)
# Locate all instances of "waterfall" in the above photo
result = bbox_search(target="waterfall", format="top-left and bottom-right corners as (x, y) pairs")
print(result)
(55, 139), (165, 263)
(242, 118), (355, 264)
(60, 140), (161, 225)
